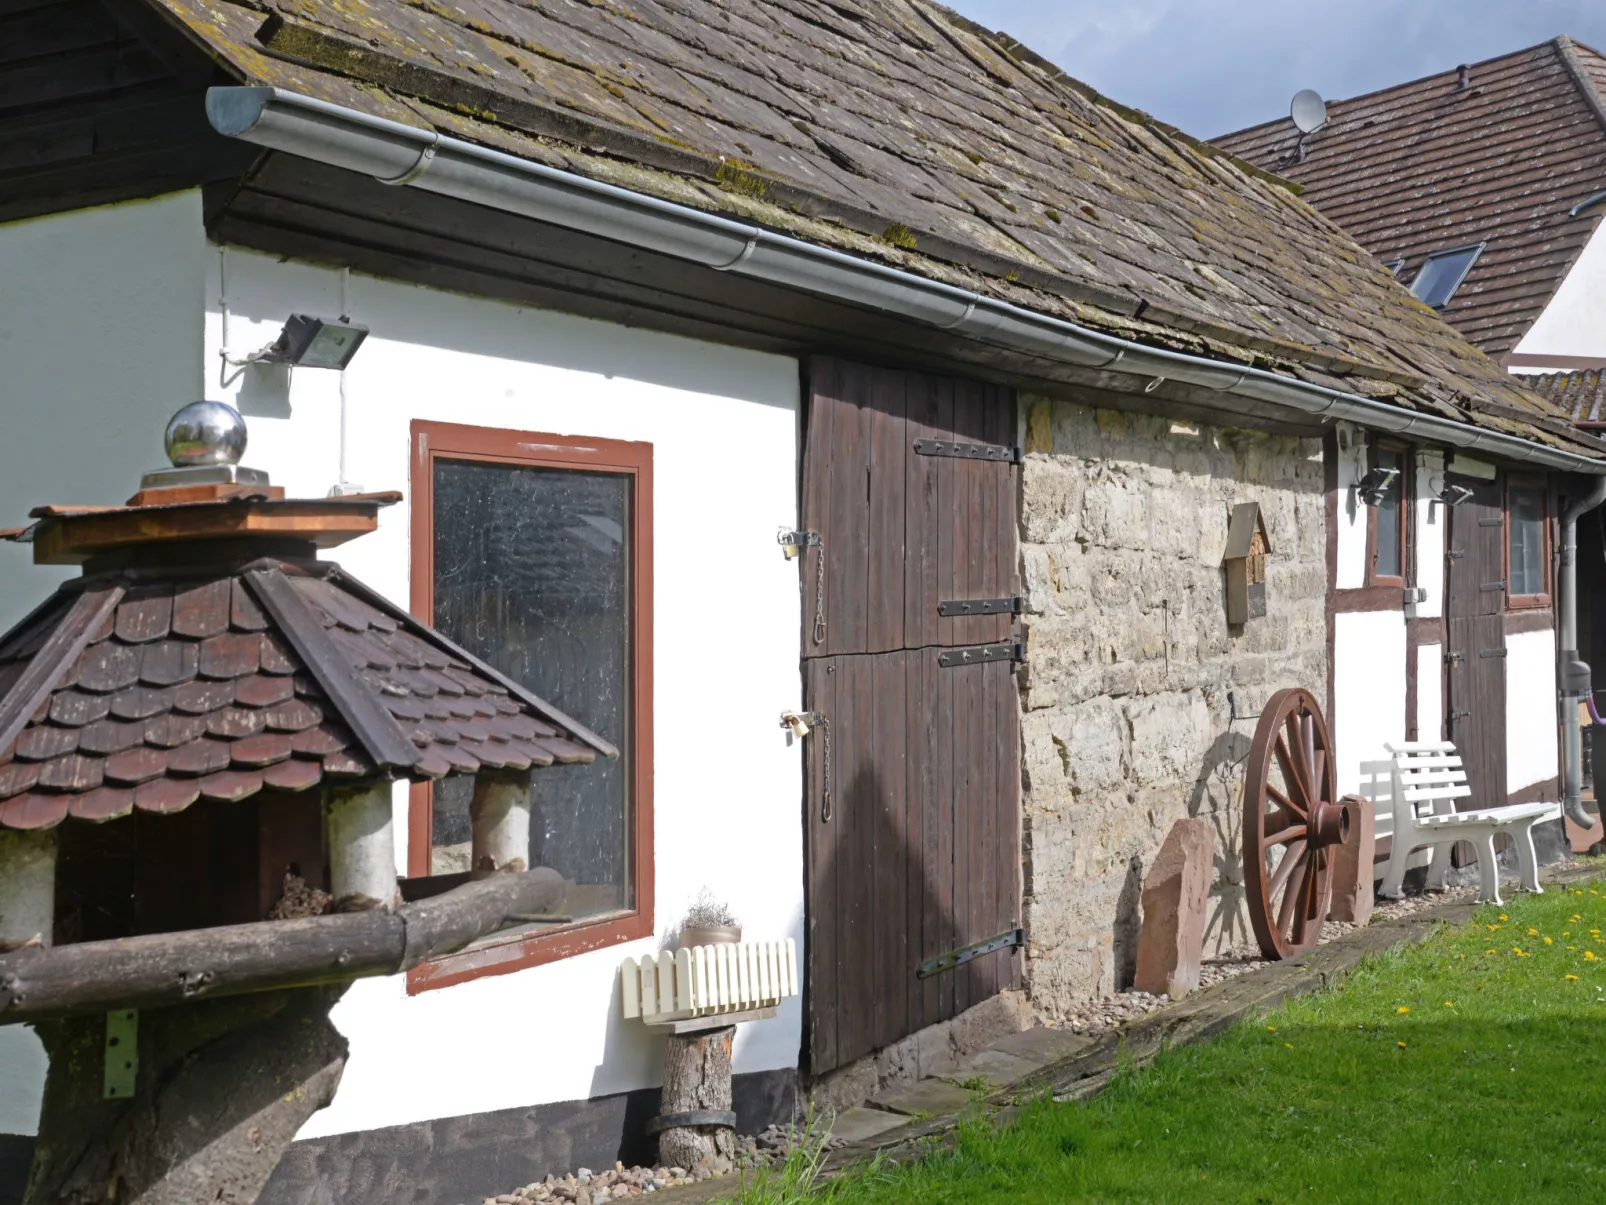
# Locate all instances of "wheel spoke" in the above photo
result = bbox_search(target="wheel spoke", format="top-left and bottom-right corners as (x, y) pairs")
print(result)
(1265, 782), (1303, 818)
(1268, 838), (1307, 900)
(1264, 822), (1307, 847)
(1311, 749), (1327, 804)
(1272, 739), (1311, 815)
(1276, 851), (1307, 936)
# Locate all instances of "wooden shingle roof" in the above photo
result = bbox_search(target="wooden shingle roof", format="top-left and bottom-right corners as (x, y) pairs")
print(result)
(0, 561), (611, 830)
(1214, 37), (1606, 358)
(135, 0), (1599, 456)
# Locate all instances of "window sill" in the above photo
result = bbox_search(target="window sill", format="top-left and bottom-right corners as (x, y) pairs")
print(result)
(1507, 596), (1552, 612)
(406, 907), (650, 994)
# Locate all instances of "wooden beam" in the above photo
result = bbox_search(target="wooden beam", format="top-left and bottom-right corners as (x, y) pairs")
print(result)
(242, 567), (422, 770)
(0, 867), (563, 1023)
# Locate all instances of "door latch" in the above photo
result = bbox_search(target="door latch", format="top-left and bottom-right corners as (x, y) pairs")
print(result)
(777, 529), (820, 560)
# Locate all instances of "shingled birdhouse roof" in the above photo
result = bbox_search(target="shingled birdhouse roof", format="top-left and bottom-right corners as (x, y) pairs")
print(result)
(0, 412), (613, 832)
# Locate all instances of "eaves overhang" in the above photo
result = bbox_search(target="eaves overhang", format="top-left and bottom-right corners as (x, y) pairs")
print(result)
(205, 86), (1606, 476)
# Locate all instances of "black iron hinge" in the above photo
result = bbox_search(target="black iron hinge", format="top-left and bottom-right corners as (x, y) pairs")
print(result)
(917, 928), (1024, 979)
(913, 438), (1022, 463)
(937, 641), (1023, 668)
(1480, 581), (1506, 593)
(937, 596), (1024, 617)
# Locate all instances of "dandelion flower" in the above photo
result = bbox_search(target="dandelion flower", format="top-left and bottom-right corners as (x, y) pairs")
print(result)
(1567, 975), (1580, 981)
(1545, 937), (1554, 945)
(1284, 1042), (1294, 1050)
(1500, 914), (1509, 921)
(1445, 1002), (1455, 1008)
(1529, 928), (1539, 936)
(1398, 1042), (1407, 1049)
(1267, 1025), (1276, 1033)
(1397, 1007), (1410, 1014)
(1487, 948), (1497, 955)
(1587, 951), (1598, 962)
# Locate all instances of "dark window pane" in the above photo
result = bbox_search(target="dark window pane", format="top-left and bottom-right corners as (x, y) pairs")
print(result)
(430, 458), (632, 929)
(1410, 247), (1479, 308)
(1509, 486), (1545, 597)
(1373, 450), (1403, 580)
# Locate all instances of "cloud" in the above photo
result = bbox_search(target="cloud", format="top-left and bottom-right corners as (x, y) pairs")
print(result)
(944, 0), (1606, 136)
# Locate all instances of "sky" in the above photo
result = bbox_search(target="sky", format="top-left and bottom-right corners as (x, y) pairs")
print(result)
(943, 0), (1606, 138)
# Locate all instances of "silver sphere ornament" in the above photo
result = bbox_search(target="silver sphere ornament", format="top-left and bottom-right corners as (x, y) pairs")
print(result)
(164, 401), (247, 468)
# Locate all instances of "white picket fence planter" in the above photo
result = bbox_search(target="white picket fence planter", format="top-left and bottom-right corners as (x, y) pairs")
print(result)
(619, 938), (798, 1026)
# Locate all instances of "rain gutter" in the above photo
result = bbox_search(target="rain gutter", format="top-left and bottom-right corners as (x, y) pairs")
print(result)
(205, 86), (1606, 475)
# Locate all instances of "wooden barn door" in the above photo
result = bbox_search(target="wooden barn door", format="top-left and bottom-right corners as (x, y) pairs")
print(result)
(799, 356), (1021, 1076)
(1445, 476), (1507, 809)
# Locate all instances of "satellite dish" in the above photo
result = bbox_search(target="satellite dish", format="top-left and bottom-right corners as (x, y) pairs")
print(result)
(1291, 89), (1328, 135)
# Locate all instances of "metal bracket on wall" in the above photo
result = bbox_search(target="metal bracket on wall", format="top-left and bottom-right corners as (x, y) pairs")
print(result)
(104, 1009), (137, 1100)
(1479, 648), (1508, 658)
(937, 596), (1024, 617)
(917, 928), (1025, 979)
(912, 439), (1022, 463)
(937, 641), (1023, 668)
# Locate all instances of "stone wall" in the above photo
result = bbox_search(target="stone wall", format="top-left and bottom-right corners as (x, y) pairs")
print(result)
(1017, 397), (1327, 1016)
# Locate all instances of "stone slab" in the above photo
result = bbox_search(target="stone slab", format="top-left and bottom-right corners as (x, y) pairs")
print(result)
(1134, 817), (1214, 998)
(869, 1077), (977, 1117)
(1329, 795), (1376, 924)
(982, 1026), (1097, 1069)
(827, 1108), (910, 1144)
(938, 1048), (1044, 1089)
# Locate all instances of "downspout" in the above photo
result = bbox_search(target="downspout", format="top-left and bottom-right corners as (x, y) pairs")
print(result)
(1561, 477), (1606, 828)
(202, 86), (1606, 476)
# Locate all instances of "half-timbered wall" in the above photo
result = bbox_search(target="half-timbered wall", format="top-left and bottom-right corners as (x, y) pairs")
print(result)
(1017, 397), (1327, 1012)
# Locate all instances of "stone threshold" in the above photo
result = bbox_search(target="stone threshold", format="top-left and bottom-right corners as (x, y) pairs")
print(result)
(650, 863), (1599, 1203)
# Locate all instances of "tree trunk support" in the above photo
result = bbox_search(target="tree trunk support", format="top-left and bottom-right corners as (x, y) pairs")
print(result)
(654, 1025), (736, 1173)
(470, 769), (531, 875)
(24, 986), (348, 1205)
(0, 828), (55, 952)
(325, 781), (398, 910)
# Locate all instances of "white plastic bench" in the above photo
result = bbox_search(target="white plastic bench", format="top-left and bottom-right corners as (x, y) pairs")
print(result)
(1357, 741), (1560, 906)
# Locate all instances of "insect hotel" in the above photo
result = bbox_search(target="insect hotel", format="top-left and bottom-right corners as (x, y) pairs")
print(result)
(0, 403), (612, 1204)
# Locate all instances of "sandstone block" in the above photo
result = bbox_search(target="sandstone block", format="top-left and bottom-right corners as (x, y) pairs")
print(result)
(1328, 794), (1375, 925)
(1133, 818), (1214, 998)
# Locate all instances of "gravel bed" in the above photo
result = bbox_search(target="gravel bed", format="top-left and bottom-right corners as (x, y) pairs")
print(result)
(1046, 886), (1479, 1036)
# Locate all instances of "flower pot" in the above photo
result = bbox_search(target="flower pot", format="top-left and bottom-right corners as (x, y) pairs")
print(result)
(680, 924), (741, 948)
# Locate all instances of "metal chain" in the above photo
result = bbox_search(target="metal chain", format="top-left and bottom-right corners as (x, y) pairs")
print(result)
(812, 540), (827, 645)
(818, 713), (833, 823)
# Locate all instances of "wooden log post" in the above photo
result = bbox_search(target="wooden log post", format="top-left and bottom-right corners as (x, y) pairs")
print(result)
(325, 780), (399, 911)
(0, 828), (56, 952)
(24, 986), (348, 1205)
(470, 769), (531, 875)
(655, 1026), (737, 1173)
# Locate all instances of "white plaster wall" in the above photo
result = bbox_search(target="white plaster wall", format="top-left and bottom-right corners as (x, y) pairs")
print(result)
(1506, 627), (1560, 794)
(0, 190), (206, 1136)
(1512, 222), (1606, 360)
(1333, 610), (1408, 797)
(1416, 642), (1443, 743)
(1333, 423), (1369, 589)
(1410, 450), (1446, 619)
(0, 191), (205, 624)
(195, 248), (803, 1137)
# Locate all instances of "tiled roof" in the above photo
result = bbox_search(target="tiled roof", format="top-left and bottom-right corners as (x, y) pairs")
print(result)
(138, 0), (1599, 456)
(1524, 368), (1606, 422)
(0, 562), (608, 830)
(1213, 37), (1606, 358)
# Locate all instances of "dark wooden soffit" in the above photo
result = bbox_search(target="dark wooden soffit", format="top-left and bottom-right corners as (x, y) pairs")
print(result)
(0, 0), (257, 225)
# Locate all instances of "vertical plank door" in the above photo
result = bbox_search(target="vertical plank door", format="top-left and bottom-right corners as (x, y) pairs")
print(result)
(1444, 477), (1508, 810)
(801, 358), (1021, 1075)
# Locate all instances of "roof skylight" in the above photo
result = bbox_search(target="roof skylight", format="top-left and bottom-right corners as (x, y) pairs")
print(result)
(1409, 244), (1483, 308)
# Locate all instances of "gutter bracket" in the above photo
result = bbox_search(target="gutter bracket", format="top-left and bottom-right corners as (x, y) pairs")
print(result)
(376, 137), (440, 187)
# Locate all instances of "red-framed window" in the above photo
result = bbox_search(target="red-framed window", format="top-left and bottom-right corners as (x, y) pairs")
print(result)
(1505, 476), (1551, 609)
(406, 420), (653, 993)
(1365, 443), (1409, 588)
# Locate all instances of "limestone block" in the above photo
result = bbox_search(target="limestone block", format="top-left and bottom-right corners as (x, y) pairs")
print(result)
(1133, 818), (1214, 998)
(1021, 457), (1085, 543)
(1328, 795), (1376, 925)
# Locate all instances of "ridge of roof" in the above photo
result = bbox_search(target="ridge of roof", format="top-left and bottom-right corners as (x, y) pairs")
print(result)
(1555, 34), (1606, 139)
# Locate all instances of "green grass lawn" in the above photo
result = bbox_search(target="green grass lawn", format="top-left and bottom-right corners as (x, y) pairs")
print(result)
(816, 876), (1606, 1205)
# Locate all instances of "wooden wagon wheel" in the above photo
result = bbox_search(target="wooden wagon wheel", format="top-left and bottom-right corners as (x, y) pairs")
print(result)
(1242, 687), (1351, 960)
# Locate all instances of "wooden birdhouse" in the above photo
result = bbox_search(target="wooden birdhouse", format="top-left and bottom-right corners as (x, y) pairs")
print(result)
(1223, 502), (1272, 625)
(0, 403), (614, 1204)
